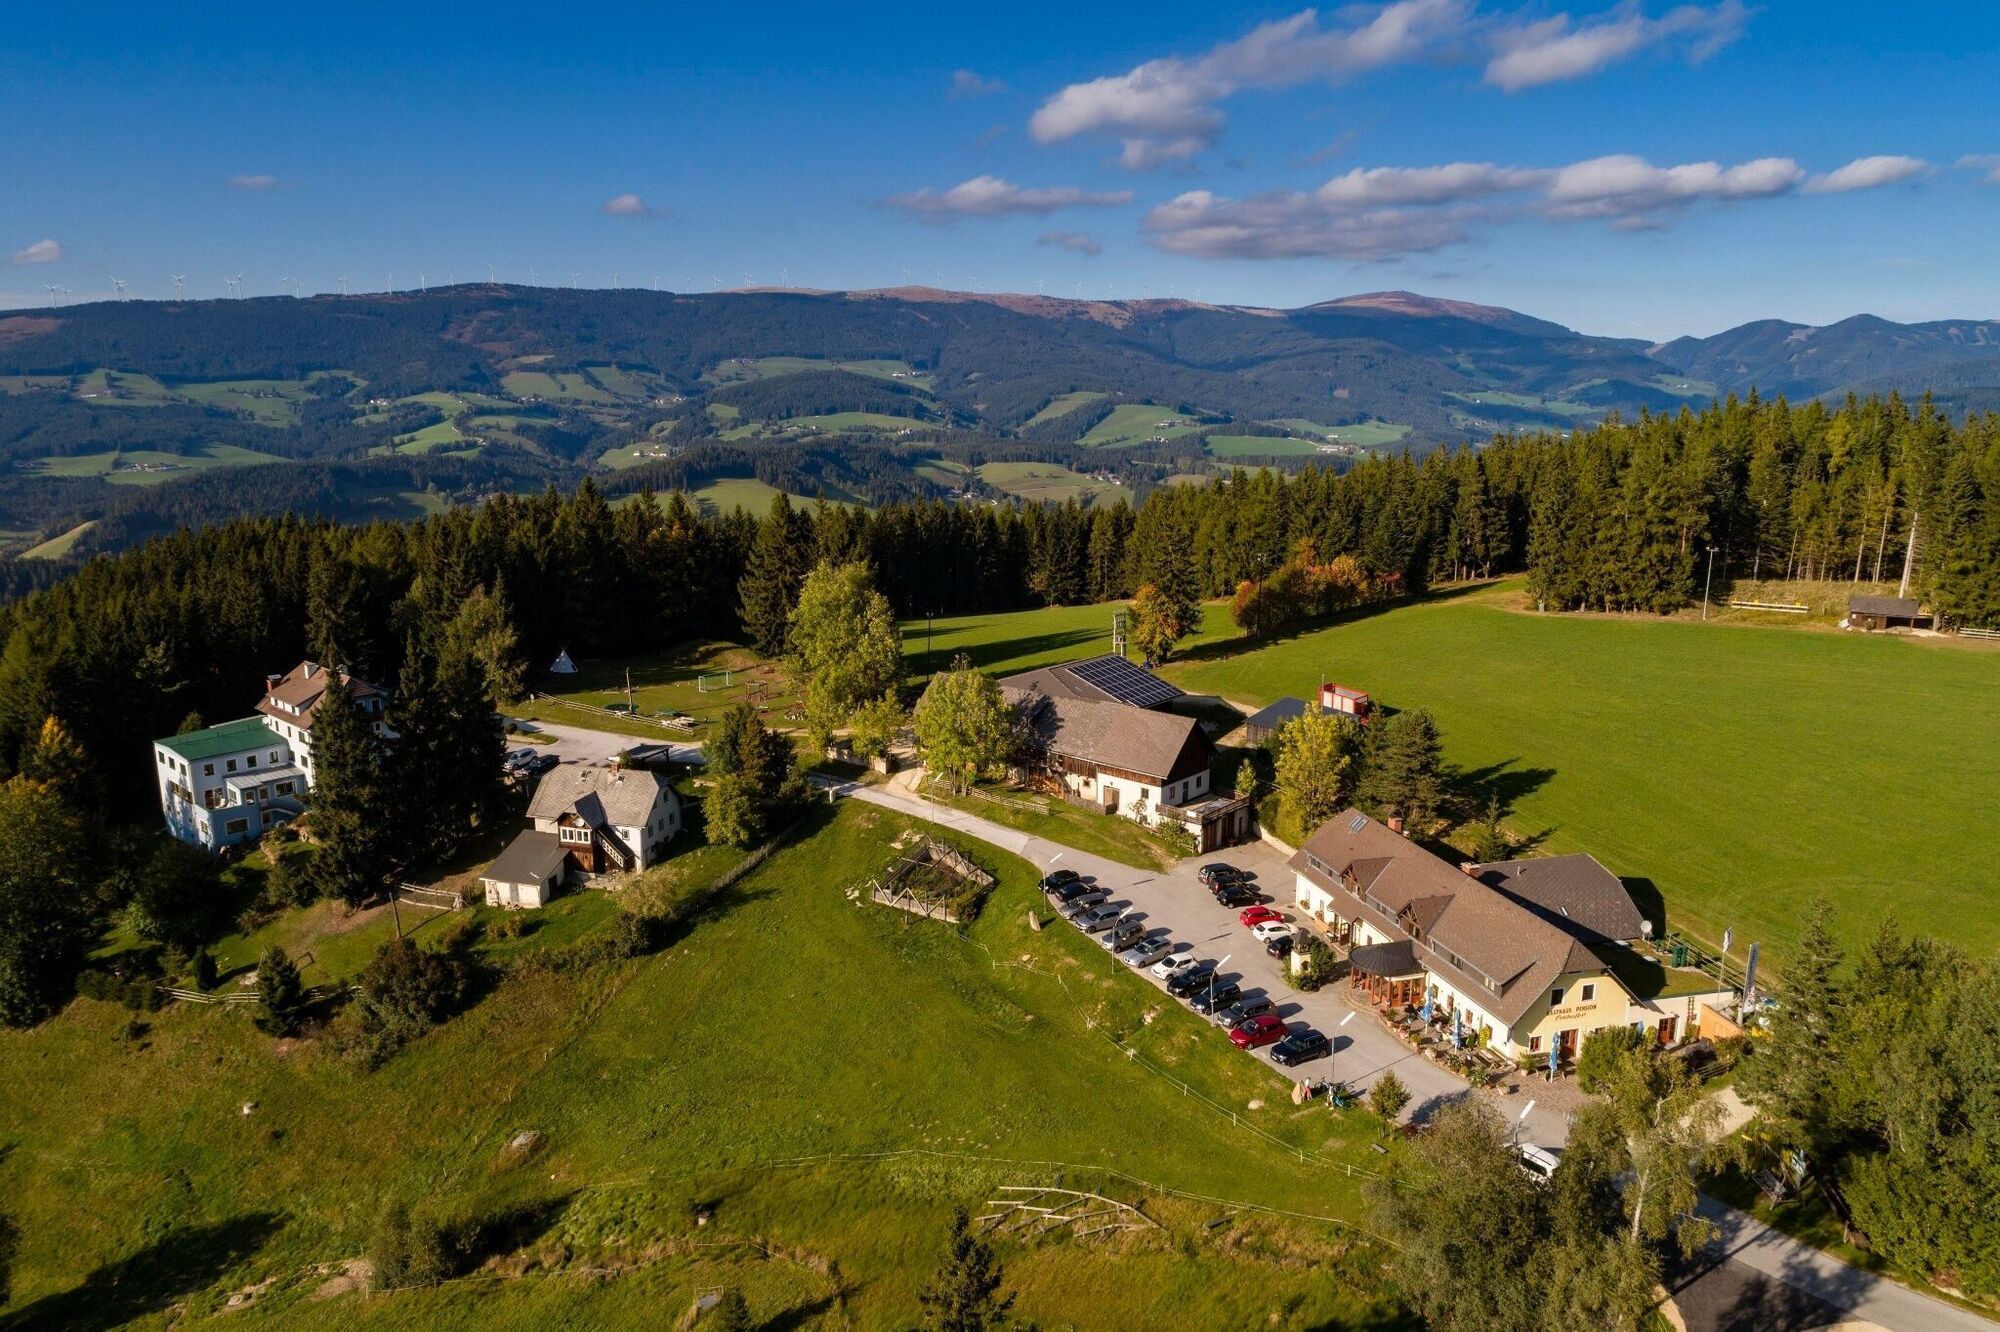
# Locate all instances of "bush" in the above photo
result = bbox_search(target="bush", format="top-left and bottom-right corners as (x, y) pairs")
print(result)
(1292, 932), (1337, 992)
(342, 937), (481, 1069)
(256, 947), (307, 1037)
(369, 1200), (451, 1290)
(1576, 1024), (1650, 1092)
(1370, 1069), (1411, 1121)
(190, 948), (217, 991)
(263, 848), (319, 910)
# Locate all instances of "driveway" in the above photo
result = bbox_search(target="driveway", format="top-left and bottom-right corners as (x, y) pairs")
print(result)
(503, 717), (705, 769)
(826, 775), (1572, 1148)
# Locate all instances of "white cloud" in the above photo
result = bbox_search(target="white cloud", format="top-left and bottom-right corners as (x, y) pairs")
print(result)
(602, 192), (665, 218)
(9, 239), (61, 265)
(1030, 0), (1466, 167)
(1317, 161), (1548, 207)
(228, 173), (280, 190)
(1805, 155), (1928, 194)
(1036, 230), (1104, 256)
(1958, 154), (2000, 184)
(1143, 149), (1886, 260)
(1485, 1), (1748, 91)
(884, 175), (1134, 222)
(950, 69), (1006, 99)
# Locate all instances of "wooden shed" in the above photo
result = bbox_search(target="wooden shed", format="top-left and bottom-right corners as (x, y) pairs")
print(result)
(1846, 594), (1930, 632)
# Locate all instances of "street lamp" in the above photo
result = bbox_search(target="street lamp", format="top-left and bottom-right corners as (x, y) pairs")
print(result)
(1333, 1010), (1354, 1091)
(1209, 953), (1231, 1016)
(1701, 546), (1718, 621)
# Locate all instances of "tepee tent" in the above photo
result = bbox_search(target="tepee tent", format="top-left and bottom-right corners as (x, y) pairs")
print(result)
(549, 648), (578, 676)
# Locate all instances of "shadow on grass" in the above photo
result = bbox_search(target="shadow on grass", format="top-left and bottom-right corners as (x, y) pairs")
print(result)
(1, 1212), (283, 1332)
(905, 627), (1106, 677)
(1456, 759), (1557, 818)
(1623, 876), (1667, 938)
(1168, 582), (1497, 668)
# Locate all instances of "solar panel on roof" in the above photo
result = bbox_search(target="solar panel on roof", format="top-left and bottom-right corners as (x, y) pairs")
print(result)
(1348, 814), (1369, 833)
(1063, 655), (1181, 709)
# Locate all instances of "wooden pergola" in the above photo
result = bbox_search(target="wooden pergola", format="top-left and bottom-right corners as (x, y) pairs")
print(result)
(1349, 939), (1426, 1009)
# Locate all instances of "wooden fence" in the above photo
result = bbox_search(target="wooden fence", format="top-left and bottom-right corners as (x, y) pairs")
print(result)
(394, 883), (464, 910)
(529, 693), (686, 731)
(871, 885), (960, 923)
(1960, 626), (2000, 642)
(1728, 599), (1810, 614)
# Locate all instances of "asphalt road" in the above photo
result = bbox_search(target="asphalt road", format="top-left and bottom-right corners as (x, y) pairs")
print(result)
(503, 717), (705, 769)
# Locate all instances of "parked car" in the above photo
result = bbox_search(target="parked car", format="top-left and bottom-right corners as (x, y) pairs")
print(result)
(1187, 980), (1243, 1015)
(1151, 952), (1197, 981)
(1238, 905), (1285, 928)
(1197, 863), (1242, 887)
(525, 752), (559, 775)
(1058, 893), (1111, 921)
(1039, 868), (1081, 892)
(1265, 933), (1295, 959)
(1099, 916), (1145, 951)
(1165, 961), (1219, 996)
(1213, 883), (1258, 908)
(1049, 881), (1107, 910)
(1120, 936), (1175, 969)
(1270, 1030), (1332, 1066)
(505, 747), (536, 766)
(1230, 1013), (1289, 1049)
(1073, 903), (1126, 934)
(1250, 921), (1293, 944)
(1215, 995), (1277, 1028)
(1517, 1143), (1561, 1183)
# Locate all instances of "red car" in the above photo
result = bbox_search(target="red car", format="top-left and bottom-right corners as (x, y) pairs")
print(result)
(1230, 1013), (1288, 1049)
(1238, 905), (1285, 929)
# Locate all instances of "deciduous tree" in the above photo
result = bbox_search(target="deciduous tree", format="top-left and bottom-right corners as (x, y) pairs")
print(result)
(785, 561), (901, 749)
(913, 656), (1012, 795)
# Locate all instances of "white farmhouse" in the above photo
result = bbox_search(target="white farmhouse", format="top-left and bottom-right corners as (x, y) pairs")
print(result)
(152, 660), (388, 851)
(479, 763), (682, 908)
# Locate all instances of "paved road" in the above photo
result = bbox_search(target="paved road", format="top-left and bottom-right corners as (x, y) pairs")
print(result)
(822, 774), (1994, 1332)
(828, 775), (1572, 1147)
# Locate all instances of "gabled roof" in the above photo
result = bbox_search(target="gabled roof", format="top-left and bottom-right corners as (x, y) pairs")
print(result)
(1011, 692), (1211, 783)
(1291, 808), (1627, 1025)
(997, 654), (1182, 709)
(481, 829), (568, 886)
(256, 660), (384, 730)
(1471, 853), (1646, 943)
(155, 716), (282, 762)
(527, 765), (674, 829)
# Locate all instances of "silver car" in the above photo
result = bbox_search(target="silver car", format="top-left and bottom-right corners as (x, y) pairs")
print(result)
(1119, 935), (1175, 968)
(1099, 916), (1144, 951)
(1073, 902), (1126, 933)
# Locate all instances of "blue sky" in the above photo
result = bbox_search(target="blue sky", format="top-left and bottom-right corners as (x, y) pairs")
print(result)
(3, 1), (1996, 337)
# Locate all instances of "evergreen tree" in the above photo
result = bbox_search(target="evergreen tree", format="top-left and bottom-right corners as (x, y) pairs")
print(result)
(738, 494), (813, 656)
(917, 1206), (1013, 1332)
(303, 681), (394, 906)
(255, 946), (307, 1037)
(0, 778), (96, 1027)
(1739, 899), (1848, 1162)
(1357, 709), (1447, 830)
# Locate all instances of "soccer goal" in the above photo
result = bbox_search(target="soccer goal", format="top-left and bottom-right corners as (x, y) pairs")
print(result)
(697, 670), (734, 693)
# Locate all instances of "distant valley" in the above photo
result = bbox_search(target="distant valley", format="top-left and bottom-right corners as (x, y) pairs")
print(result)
(1, 283), (1996, 563)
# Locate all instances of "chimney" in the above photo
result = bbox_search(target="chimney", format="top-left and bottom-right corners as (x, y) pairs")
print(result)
(265, 674), (282, 691)
(1388, 815), (1406, 836)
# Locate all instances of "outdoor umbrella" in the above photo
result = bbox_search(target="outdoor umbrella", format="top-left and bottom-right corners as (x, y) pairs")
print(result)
(1419, 995), (1434, 1024)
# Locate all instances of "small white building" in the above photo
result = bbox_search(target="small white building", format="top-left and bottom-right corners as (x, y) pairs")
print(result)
(478, 830), (569, 909)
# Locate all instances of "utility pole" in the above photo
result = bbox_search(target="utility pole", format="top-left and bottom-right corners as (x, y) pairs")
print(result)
(389, 886), (404, 940)
(1701, 546), (1718, 620)
(1897, 512), (1919, 600)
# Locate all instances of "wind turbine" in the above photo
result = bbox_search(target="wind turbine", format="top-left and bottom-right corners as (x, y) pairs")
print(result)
(528, 267), (538, 285)
(447, 268), (454, 286)
(1036, 275), (1045, 294)
(569, 270), (580, 288)
(418, 272), (427, 292)
(488, 263), (496, 284)
(338, 275), (349, 295)
(170, 274), (186, 296)
(44, 284), (60, 307)
(778, 265), (789, 286)
(651, 274), (661, 291)
(900, 266), (913, 284)
(742, 270), (756, 286)
(612, 271), (620, 288)
(110, 277), (127, 297)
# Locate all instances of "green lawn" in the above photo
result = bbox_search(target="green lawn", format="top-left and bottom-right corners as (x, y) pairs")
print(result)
(1447, 391), (1594, 418)
(701, 355), (930, 390)
(922, 779), (1187, 871)
(1079, 403), (1203, 448)
(1204, 434), (1328, 459)
(1021, 390), (1108, 427)
(687, 476), (863, 514)
(511, 639), (802, 738)
(1261, 418), (1410, 447)
(500, 371), (622, 403)
(1153, 583), (2000, 967)
(19, 520), (97, 560)
(898, 600), (1240, 683)
(0, 803), (1401, 1329)
(17, 443), (284, 486)
(976, 461), (1131, 506)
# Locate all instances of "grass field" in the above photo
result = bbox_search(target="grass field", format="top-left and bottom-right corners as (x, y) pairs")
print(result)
(976, 461), (1131, 506)
(16, 443), (284, 486)
(18, 519), (97, 560)
(701, 355), (931, 391)
(512, 640), (805, 739)
(686, 477), (863, 514)
(0, 803), (1400, 1328)
(1079, 403), (1204, 448)
(1204, 434), (1328, 459)
(1021, 390), (1108, 427)
(1447, 391), (1595, 418)
(893, 586), (2000, 967)
(500, 370), (624, 404)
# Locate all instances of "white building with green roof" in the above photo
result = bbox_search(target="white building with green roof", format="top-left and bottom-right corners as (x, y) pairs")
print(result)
(153, 716), (306, 850)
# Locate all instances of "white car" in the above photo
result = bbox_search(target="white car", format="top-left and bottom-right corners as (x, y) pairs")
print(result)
(1151, 953), (1196, 981)
(1250, 921), (1294, 944)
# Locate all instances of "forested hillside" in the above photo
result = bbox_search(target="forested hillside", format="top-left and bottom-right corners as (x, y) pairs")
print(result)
(2, 394), (1994, 833)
